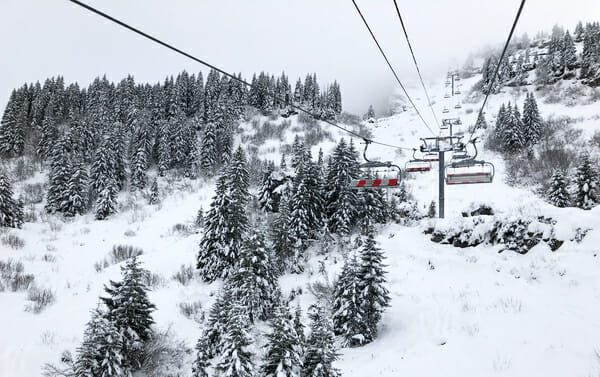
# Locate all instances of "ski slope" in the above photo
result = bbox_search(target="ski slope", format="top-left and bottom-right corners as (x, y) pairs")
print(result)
(1, 73), (600, 377)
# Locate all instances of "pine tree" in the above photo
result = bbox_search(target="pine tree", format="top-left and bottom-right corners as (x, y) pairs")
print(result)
(74, 308), (127, 377)
(332, 253), (366, 347)
(203, 286), (233, 358)
(64, 155), (88, 217)
(365, 105), (375, 120)
(272, 191), (296, 273)
(325, 139), (359, 235)
(228, 230), (278, 323)
(547, 170), (571, 208)
(201, 122), (218, 175)
(0, 173), (22, 228)
(261, 299), (304, 377)
(427, 200), (437, 218)
(195, 206), (204, 228)
(289, 158), (324, 250)
(302, 304), (340, 377)
(574, 154), (599, 209)
(574, 21), (585, 42)
(191, 335), (211, 377)
(45, 137), (71, 214)
(95, 182), (118, 220)
(149, 178), (160, 205)
(356, 230), (390, 343)
(562, 31), (578, 70)
(521, 93), (542, 152)
(214, 304), (254, 377)
(101, 257), (156, 370)
(293, 303), (306, 349)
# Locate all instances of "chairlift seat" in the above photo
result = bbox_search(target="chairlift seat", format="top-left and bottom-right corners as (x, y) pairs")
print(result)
(442, 108), (450, 113)
(454, 104), (462, 109)
(406, 161), (431, 172)
(446, 172), (493, 184)
(424, 153), (439, 162)
(351, 178), (399, 189)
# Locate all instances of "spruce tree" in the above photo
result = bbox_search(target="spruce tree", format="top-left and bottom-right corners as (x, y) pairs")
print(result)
(74, 308), (127, 377)
(547, 170), (571, 208)
(427, 200), (437, 218)
(214, 304), (254, 377)
(356, 230), (390, 343)
(95, 182), (118, 220)
(522, 93), (542, 151)
(261, 298), (304, 377)
(64, 155), (89, 217)
(191, 335), (211, 377)
(195, 206), (204, 228)
(201, 122), (218, 175)
(149, 178), (160, 205)
(562, 31), (578, 70)
(45, 137), (71, 214)
(228, 230), (278, 322)
(101, 257), (156, 370)
(203, 286), (233, 358)
(303, 304), (340, 377)
(332, 254), (366, 347)
(272, 191), (296, 273)
(0, 173), (22, 228)
(325, 139), (359, 235)
(574, 154), (599, 209)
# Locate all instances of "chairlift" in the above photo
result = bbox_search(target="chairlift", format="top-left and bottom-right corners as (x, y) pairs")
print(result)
(454, 103), (462, 109)
(442, 107), (450, 113)
(455, 89), (462, 95)
(445, 139), (495, 185)
(350, 140), (401, 189)
(405, 149), (431, 172)
(455, 75), (461, 81)
(444, 93), (450, 98)
(423, 152), (439, 162)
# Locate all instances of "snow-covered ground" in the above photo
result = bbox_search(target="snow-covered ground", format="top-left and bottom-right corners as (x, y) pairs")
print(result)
(1, 72), (600, 377)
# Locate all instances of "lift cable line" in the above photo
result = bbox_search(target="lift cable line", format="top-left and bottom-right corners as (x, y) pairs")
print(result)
(467, 0), (526, 142)
(392, 0), (439, 127)
(350, 0), (436, 136)
(66, 0), (414, 152)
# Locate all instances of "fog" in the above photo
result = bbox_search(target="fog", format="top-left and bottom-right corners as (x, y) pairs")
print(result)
(1, 0), (598, 115)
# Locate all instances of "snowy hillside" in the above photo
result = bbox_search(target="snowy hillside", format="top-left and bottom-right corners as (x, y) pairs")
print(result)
(1, 56), (600, 377)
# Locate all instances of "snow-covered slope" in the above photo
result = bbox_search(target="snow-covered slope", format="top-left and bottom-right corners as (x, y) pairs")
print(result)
(1, 70), (600, 377)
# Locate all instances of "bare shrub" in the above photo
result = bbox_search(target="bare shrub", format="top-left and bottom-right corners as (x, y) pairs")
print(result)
(42, 254), (56, 263)
(172, 264), (195, 286)
(171, 223), (193, 236)
(12, 157), (36, 181)
(143, 271), (165, 289)
(139, 327), (190, 377)
(22, 183), (45, 204)
(2, 234), (25, 249)
(124, 229), (136, 237)
(110, 244), (143, 263)
(25, 286), (56, 313)
(308, 277), (334, 302)
(178, 301), (204, 322)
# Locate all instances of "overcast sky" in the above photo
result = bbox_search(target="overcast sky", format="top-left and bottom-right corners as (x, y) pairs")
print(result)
(1, 0), (598, 115)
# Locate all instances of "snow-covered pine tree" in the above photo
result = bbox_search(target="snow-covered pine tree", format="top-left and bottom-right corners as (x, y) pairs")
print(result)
(258, 168), (275, 212)
(325, 139), (359, 235)
(271, 190), (296, 273)
(214, 303), (254, 377)
(332, 253), (366, 347)
(261, 298), (304, 377)
(64, 155), (88, 217)
(562, 31), (578, 70)
(74, 308), (127, 377)
(191, 335), (211, 377)
(201, 121), (218, 176)
(157, 120), (171, 176)
(574, 21), (585, 42)
(574, 154), (599, 209)
(0, 173), (22, 228)
(547, 170), (571, 207)
(475, 111), (488, 130)
(228, 230), (278, 322)
(37, 104), (59, 160)
(303, 304), (340, 377)
(203, 285), (233, 358)
(357, 229), (390, 344)
(521, 93), (542, 152)
(427, 200), (437, 218)
(149, 178), (159, 205)
(502, 102), (524, 152)
(365, 105), (375, 120)
(293, 303), (306, 349)
(195, 206), (204, 228)
(45, 137), (71, 214)
(101, 257), (156, 370)
(95, 181), (118, 220)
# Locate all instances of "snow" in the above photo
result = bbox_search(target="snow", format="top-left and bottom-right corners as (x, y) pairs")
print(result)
(1, 67), (600, 377)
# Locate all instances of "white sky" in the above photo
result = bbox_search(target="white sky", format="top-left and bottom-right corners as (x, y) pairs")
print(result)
(1, 0), (598, 115)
